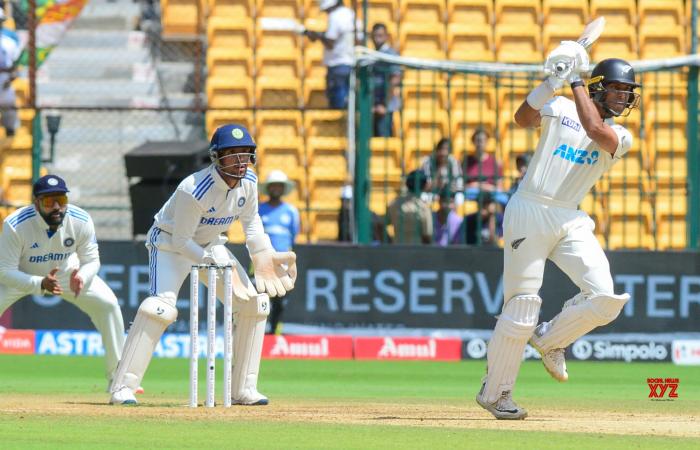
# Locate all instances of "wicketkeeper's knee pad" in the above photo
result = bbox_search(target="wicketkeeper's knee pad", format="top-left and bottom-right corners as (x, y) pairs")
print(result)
(482, 295), (542, 403)
(110, 295), (178, 392)
(231, 294), (270, 403)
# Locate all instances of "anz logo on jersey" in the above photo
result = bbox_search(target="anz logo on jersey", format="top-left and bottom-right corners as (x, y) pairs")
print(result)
(200, 215), (236, 226)
(553, 144), (599, 166)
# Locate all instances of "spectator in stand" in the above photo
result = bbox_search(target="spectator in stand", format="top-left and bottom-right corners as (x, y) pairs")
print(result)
(462, 192), (503, 246)
(388, 170), (432, 244)
(508, 153), (531, 197)
(432, 189), (463, 246)
(421, 138), (464, 202)
(370, 23), (402, 137)
(0, 10), (21, 137)
(463, 127), (509, 205)
(304, 0), (356, 109)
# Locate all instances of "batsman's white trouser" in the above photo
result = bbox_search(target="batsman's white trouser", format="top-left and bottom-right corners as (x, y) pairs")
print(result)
(0, 275), (125, 381)
(503, 192), (616, 302)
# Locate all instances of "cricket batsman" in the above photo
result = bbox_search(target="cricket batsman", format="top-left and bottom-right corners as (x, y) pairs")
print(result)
(109, 124), (297, 405)
(475, 39), (642, 419)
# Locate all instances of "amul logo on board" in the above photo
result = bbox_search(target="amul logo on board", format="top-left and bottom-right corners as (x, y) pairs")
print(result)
(647, 378), (679, 400)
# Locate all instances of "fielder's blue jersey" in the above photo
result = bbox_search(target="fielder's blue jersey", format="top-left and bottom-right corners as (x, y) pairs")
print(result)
(259, 202), (299, 252)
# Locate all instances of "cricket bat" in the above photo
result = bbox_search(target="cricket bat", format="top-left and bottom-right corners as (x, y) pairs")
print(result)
(554, 17), (606, 75)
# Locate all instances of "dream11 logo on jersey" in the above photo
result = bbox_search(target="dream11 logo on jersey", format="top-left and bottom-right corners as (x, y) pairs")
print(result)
(647, 377), (679, 400)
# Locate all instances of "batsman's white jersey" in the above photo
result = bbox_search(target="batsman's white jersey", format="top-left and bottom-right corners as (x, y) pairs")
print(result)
(518, 96), (632, 207)
(147, 165), (264, 298)
(504, 96), (632, 301)
(0, 204), (125, 380)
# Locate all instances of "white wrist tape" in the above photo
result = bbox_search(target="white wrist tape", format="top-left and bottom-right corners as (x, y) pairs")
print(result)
(526, 79), (557, 110)
(246, 234), (273, 255)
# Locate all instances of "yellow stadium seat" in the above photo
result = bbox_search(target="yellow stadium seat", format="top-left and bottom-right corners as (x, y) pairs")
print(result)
(370, 137), (403, 182)
(643, 91), (687, 125)
(303, 43), (325, 79)
(606, 191), (653, 224)
(7, 133), (33, 152)
(495, 0), (540, 25)
(370, 137), (402, 164)
(205, 110), (254, 136)
(207, 17), (253, 48)
(256, 110), (303, 139)
(400, 0), (445, 24)
(307, 137), (348, 182)
(654, 189), (687, 219)
(399, 23), (445, 58)
(309, 178), (346, 210)
(256, 0), (301, 18)
(447, 23), (493, 61)
(370, 178), (402, 215)
(366, 0), (399, 27)
(256, 19), (301, 49)
(639, 24), (685, 59)
(308, 211), (340, 242)
(641, 70), (685, 91)
(542, 23), (586, 54)
(656, 215), (686, 249)
(638, 0), (684, 26)
(495, 24), (542, 63)
(654, 154), (687, 183)
(590, 0), (636, 26)
(18, 109), (35, 135)
(208, 0), (254, 18)
(451, 110), (496, 148)
(499, 125), (537, 156)
(590, 23), (637, 62)
(402, 84), (447, 110)
(206, 47), (253, 79)
(542, 0), (587, 25)
(447, 0), (492, 25)
(256, 138), (304, 179)
(162, 0), (201, 37)
(255, 77), (302, 108)
(304, 110), (347, 137)
(606, 156), (648, 190)
(207, 77), (254, 108)
(608, 219), (654, 249)
(303, 78), (328, 108)
(646, 124), (687, 164)
(2, 175), (32, 205)
(256, 48), (302, 79)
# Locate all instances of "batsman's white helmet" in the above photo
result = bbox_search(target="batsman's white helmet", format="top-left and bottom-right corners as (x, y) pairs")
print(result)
(318, 0), (336, 11)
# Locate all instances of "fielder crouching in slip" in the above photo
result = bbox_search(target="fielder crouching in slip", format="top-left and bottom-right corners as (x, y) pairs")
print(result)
(476, 42), (641, 419)
(109, 124), (297, 405)
(0, 175), (126, 387)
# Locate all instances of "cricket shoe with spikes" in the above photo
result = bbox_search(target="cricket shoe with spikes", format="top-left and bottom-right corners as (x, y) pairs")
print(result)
(232, 390), (269, 406)
(110, 385), (137, 405)
(530, 322), (569, 382)
(476, 383), (528, 420)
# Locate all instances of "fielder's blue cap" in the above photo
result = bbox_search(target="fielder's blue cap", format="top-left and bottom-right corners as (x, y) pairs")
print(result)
(33, 174), (69, 196)
(209, 124), (256, 152)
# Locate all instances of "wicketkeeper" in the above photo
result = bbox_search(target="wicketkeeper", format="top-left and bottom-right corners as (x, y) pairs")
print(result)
(110, 124), (297, 405)
(476, 40), (641, 419)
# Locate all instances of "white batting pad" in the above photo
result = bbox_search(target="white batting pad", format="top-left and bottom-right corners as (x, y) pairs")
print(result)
(231, 294), (270, 404)
(530, 293), (629, 353)
(482, 295), (542, 404)
(110, 296), (178, 392)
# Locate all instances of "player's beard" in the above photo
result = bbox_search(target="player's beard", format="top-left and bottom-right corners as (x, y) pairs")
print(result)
(40, 209), (65, 227)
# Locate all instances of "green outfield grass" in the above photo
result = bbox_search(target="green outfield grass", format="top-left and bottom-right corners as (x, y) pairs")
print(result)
(0, 354), (698, 449)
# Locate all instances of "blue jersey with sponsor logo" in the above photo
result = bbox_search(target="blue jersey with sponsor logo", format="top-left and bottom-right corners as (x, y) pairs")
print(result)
(150, 164), (265, 262)
(0, 204), (100, 295)
(259, 202), (299, 252)
(517, 96), (633, 206)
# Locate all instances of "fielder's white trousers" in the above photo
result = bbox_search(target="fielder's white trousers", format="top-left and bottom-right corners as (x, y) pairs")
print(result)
(0, 275), (125, 380)
(503, 191), (615, 302)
